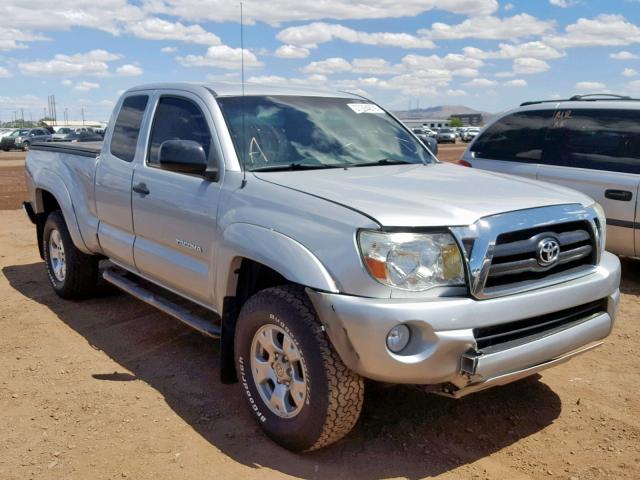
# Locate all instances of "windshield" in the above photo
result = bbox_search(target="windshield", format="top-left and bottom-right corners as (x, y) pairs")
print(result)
(217, 95), (435, 171)
(439, 128), (453, 133)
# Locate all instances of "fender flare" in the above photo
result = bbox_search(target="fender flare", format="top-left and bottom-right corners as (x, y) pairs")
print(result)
(33, 169), (90, 254)
(216, 223), (339, 304)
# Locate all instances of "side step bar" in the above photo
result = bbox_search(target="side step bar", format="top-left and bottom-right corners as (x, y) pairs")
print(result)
(103, 268), (221, 338)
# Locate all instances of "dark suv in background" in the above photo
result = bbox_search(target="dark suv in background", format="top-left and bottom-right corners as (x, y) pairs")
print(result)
(460, 94), (640, 258)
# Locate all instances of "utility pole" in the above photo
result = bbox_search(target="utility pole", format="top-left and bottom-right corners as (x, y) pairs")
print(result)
(81, 107), (85, 126)
(21, 108), (25, 127)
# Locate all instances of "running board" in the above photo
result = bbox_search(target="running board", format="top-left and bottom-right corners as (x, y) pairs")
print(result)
(103, 268), (221, 338)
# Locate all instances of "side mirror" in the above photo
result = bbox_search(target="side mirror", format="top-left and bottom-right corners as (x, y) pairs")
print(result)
(159, 139), (218, 180)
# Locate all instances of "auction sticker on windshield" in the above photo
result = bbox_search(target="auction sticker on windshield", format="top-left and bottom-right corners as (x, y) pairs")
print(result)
(347, 103), (385, 114)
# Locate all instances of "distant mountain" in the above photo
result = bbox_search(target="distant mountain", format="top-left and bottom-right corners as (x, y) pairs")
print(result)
(393, 105), (491, 120)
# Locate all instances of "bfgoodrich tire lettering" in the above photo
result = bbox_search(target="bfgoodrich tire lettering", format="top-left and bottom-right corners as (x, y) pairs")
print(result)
(234, 285), (364, 451)
(42, 210), (99, 299)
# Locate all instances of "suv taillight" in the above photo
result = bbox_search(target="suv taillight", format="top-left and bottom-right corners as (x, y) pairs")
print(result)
(458, 160), (472, 167)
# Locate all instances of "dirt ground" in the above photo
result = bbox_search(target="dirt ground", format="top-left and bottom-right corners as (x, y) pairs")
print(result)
(1, 147), (639, 480)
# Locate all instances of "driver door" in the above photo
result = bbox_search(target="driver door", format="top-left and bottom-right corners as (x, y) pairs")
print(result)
(131, 92), (223, 306)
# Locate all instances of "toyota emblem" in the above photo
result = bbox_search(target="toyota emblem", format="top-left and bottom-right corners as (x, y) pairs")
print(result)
(537, 237), (560, 267)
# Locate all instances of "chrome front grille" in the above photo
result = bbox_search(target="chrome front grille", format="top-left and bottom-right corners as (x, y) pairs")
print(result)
(450, 204), (603, 300)
(486, 221), (595, 287)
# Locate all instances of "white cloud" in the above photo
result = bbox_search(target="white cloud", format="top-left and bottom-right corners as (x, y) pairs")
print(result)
(548, 14), (640, 49)
(623, 68), (638, 77)
(504, 79), (527, 87)
(19, 50), (121, 77)
(0, 67), (12, 78)
(504, 3), (514, 11)
(452, 67), (479, 77)
(400, 53), (484, 71)
(513, 57), (550, 74)
(575, 81), (607, 91)
(0, 27), (48, 51)
(446, 89), (468, 96)
(610, 51), (638, 60)
(144, 0), (499, 25)
(463, 78), (497, 87)
(161, 46), (178, 54)
(2, 0), (144, 36)
(549, 0), (578, 7)
(277, 22), (435, 49)
(627, 79), (640, 92)
(116, 64), (144, 76)
(73, 81), (100, 91)
(61, 79), (72, 86)
(274, 45), (310, 59)
(178, 45), (263, 69)
(302, 57), (352, 74)
(419, 14), (554, 41)
(463, 41), (565, 60)
(126, 18), (220, 45)
(352, 58), (396, 74)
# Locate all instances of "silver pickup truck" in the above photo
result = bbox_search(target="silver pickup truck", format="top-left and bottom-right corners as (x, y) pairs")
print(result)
(23, 82), (620, 452)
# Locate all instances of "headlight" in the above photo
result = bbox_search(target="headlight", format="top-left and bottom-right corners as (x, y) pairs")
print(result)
(592, 202), (607, 251)
(358, 230), (465, 291)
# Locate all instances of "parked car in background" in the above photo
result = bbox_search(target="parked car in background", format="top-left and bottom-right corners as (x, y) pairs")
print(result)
(23, 82), (620, 452)
(462, 127), (481, 142)
(15, 128), (52, 151)
(54, 130), (103, 143)
(1, 129), (30, 151)
(411, 128), (438, 155)
(460, 93), (640, 257)
(52, 127), (74, 140)
(0, 128), (14, 139)
(436, 127), (457, 143)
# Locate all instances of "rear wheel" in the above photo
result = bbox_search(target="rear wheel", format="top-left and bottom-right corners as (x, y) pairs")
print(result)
(43, 211), (99, 299)
(235, 285), (364, 451)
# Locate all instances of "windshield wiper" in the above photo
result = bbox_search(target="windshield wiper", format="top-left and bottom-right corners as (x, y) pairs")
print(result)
(250, 163), (349, 172)
(351, 158), (415, 167)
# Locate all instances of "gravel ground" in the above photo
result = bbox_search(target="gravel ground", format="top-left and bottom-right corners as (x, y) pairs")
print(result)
(1, 146), (639, 479)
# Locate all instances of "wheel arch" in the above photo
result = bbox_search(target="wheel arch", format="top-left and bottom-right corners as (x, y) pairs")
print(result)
(217, 223), (339, 384)
(33, 172), (90, 254)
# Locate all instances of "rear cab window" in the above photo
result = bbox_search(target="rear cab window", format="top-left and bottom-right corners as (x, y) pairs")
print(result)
(471, 110), (555, 163)
(109, 95), (149, 162)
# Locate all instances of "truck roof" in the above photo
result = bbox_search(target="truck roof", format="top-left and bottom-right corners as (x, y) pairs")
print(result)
(124, 82), (363, 100)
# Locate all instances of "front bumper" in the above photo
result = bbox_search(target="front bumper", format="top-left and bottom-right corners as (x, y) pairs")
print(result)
(308, 251), (620, 396)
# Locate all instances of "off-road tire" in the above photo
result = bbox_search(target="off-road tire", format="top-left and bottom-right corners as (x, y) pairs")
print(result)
(43, 210), (99, 299)
(234, 285), (364, 451)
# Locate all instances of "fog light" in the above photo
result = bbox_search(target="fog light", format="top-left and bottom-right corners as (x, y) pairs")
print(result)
(386, 324), (411, 353)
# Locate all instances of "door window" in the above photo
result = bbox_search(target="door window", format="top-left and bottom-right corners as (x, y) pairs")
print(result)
(147, 96), (212, 166)
(471, 110), (555, 162)
(542, 109), (640, 174)
(109, 95), (149, 162)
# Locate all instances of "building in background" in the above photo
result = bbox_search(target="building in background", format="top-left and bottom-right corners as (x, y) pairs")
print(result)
(398, 118), (451, 129)
(449, 113), (483, 126)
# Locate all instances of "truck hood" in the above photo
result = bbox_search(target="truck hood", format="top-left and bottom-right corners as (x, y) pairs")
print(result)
(253, 162), (593, 227)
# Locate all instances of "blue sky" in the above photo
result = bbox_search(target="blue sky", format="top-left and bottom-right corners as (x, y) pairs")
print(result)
(1, 0), (640, 122)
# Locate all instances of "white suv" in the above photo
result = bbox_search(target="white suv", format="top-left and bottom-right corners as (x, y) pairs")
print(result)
(460, 94), (640, 257)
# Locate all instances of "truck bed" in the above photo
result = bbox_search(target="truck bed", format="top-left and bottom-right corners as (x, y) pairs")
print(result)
(30, 141), (103, 158)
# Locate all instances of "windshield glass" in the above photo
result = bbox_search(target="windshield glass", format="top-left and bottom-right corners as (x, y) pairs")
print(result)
(439, 128), (453, 133)
(217, 95), (435, 171)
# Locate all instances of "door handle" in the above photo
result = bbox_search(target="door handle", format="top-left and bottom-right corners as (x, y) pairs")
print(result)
(604, 189), (632, 202)
(132, 182), (150, 196)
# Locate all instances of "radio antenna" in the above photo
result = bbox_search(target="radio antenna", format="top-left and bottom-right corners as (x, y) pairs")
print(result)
(240, 1), (247, 187)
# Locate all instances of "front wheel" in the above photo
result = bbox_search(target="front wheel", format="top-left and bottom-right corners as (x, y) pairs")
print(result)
(235, 285), (364, 451)
(22, 141), (30, 151)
